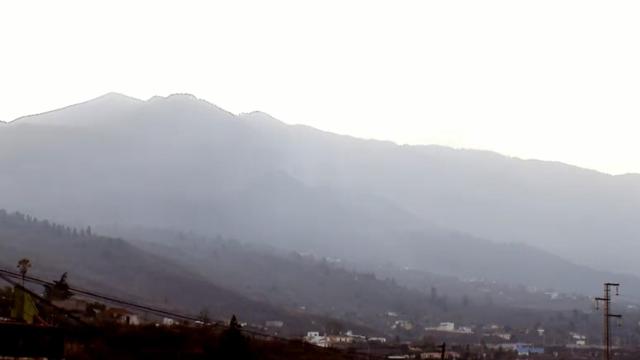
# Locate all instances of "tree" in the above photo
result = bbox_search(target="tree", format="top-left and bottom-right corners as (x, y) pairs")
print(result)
(17, 258), (31, 285)
(229, 314), (240, 329)
(44, 272), (73, 301)
(215, 314), (253, 359)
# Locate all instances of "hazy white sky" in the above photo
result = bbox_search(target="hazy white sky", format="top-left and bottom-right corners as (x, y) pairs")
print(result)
(1, 1), (639, 174)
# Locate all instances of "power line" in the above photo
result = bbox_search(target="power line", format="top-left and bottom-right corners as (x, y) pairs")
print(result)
(0, 267), (267, 336)
(0, 266), (387, 358)
(0, 268), (203, 323)
(0, 272), (89, 327)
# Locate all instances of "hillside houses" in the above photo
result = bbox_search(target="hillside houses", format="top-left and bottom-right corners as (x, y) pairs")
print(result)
(303, 330), (384, 348)
(425, 322), (474, 334)
(392, 320), (414, 331)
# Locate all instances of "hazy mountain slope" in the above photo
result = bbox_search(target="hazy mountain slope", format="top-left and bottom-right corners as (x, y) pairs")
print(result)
(99, 225), (629, 339)
(248, 121), (640, 273)
(0, 210), (356, 334)
(3, 211), (628, 342)
(175, 171), (640, 298)
(1, 93), (638, 286)
(102, 226), (452, 328)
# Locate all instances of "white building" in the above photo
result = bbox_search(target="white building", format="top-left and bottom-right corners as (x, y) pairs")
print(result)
(304, 332), (329, 348)
(570, 332), (587, 346)
(425, 322), (473, 334)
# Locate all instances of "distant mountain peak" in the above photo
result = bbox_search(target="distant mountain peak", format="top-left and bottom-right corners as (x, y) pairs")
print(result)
(93, 92), (143, 103)
(167, 93), (198, 100)
(6, 92), (239, 127)
(146, 93), (199, 102)
(9, 92), (144, 126)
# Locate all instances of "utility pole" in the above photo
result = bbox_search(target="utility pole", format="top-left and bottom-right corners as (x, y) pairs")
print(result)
(595, 283), (621, 360)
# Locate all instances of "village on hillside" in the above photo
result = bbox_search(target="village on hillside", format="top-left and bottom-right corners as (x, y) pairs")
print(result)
(2, 262), (639, 359)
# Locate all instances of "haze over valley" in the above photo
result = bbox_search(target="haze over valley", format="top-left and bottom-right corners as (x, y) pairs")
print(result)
(1, 93), (639, 298)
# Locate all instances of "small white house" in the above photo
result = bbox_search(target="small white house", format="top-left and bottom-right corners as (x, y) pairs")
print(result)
(438, 322), (455, 332)
(425, 322), (475, 334)
(304, 331), (329, 348)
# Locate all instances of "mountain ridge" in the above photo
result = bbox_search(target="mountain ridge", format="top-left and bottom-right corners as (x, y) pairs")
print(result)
(8, 92), (143, 125)
(5, 92), (635, 176)
(6, 92), (235, 126)
(1, 92), (638, 283)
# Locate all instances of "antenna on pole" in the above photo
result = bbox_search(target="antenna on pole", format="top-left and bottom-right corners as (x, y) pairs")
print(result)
(595, 282), (621, 360)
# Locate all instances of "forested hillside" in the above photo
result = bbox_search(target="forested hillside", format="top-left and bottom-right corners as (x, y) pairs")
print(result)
(5, 210), (635, 342)
(0, 210), (360, 335)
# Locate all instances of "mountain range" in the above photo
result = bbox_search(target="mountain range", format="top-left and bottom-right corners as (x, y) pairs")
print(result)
(0, 92), (639, 299)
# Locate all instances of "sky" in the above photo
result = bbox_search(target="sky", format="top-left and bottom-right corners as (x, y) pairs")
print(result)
(1, 1), (639, 175)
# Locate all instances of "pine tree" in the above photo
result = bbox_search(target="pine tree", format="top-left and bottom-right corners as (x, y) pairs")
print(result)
(216, 314), (253, 359)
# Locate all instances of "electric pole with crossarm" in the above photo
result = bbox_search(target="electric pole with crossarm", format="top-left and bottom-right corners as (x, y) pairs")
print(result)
(595, 283), (621, 360)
